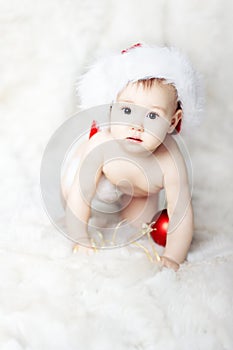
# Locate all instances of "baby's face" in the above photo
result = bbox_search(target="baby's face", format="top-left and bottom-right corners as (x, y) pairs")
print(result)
(110, 80), (181, 152)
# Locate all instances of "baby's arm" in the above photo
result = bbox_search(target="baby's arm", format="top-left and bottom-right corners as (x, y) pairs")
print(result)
(160, 144), (193, 269)
(65, 134), (104, 246)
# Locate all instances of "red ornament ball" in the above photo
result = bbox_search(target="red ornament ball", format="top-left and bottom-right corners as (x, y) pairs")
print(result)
(150, 209), (169, 247)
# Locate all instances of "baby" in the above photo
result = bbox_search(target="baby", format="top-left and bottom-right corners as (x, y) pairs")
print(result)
(63, 44), (203, 271)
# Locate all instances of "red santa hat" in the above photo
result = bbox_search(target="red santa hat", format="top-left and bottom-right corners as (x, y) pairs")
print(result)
(77, 43), (204, 133)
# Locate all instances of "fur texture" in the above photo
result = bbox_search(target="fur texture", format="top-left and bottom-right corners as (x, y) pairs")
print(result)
(0, 0), (233, 349)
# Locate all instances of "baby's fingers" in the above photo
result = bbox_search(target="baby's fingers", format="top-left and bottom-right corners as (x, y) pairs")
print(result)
(160, 256), (180, 271)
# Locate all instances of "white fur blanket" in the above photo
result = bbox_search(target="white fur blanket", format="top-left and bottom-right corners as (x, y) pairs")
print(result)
(1, 1), (233, 349)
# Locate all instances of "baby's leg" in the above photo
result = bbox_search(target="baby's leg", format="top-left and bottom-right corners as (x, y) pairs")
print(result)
(121, 193), (159, 229)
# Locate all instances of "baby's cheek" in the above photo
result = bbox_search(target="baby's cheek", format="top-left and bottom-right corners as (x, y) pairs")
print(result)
(111, 126), (120, 138)
(110, 125), (125, 139)
(143, 133), (161, 151)
(144, 124), (168, 143)
(145, 116), (170, 136)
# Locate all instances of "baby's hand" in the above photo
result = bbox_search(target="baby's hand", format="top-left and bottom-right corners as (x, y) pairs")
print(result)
(160, 256), (180, 271)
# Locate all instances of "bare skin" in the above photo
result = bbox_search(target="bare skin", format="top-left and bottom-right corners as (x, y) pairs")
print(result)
(63, 80), (193, 271)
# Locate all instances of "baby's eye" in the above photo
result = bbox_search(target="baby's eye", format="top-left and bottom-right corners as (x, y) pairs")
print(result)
(122, 107), (132, 115)
(146, 112), (159, 120)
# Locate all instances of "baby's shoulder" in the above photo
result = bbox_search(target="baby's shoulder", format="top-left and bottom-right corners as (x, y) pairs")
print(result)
(89, 129), (112, 143)
(85, 130), (112, 150)
(155, 135), (186, 172)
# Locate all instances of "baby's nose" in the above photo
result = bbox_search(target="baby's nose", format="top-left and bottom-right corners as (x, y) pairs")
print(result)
(131, 124), (144, 132)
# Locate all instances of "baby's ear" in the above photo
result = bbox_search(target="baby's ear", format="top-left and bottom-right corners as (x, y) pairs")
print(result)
(167, 110), (182, 134)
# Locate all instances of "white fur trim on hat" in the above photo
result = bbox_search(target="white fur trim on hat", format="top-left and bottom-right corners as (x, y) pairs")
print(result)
(77, 44), (204, 133)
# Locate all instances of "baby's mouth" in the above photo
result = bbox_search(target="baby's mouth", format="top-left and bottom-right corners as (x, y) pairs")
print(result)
(126, 137), (142, 143)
